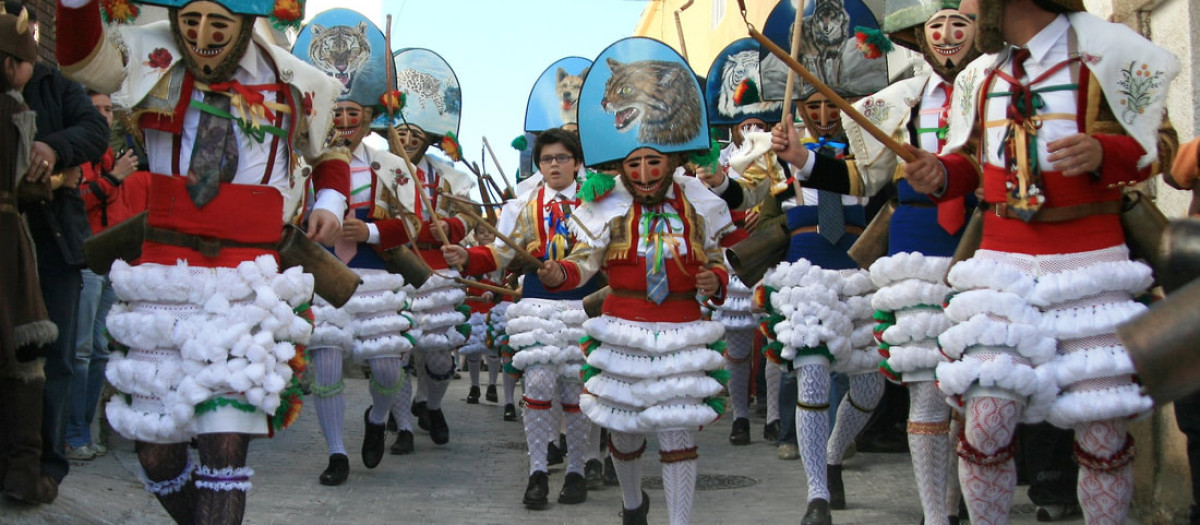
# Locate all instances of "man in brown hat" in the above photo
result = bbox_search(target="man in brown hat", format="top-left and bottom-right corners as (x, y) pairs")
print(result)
(904, 0), (1180, 522)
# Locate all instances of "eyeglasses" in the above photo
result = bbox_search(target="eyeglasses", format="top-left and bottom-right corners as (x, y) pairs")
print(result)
(538, 154), (574, 165)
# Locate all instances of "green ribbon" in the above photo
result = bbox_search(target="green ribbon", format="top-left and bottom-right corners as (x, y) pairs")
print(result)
(640, 210), (681, 274)
(189, 99), (287, 144)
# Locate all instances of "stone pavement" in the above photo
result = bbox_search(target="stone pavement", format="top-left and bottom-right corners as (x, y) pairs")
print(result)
(1, 375), (1091, 525)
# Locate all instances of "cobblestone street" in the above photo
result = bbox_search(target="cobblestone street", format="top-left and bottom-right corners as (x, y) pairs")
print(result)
(1, 376), (1089, 525)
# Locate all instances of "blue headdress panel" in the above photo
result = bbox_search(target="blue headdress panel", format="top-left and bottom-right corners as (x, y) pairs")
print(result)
(524, 57), (592, 133)
(760, 0), (888, 100)
(376, 48), (462, 140)
(292, 9), (388, 109)
(577, 37), (710, 167)
(704, 38), (783, 127)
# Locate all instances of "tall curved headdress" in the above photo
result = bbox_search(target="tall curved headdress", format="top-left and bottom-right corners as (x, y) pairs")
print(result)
(760, 0), (888, 100)
(104, 0), (305, 29)
(524, 57), (592, 133)
(704, 38), (783, 127)
(384, 48), (462, 140)
(291, 9), (388, 109)
(881, 0), (959, 50)
(577, 37), (710, 167)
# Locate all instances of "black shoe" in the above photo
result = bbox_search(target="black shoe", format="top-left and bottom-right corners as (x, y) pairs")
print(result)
(362, 408), (386, 468)
(428, 408), (449, 445)
(1036, 504), (1082, 522)
(729, 417), (751, 445)
(764, 420), (780, 442)
(412, 400), (431, 431)
(557, 472), (588, 504)
(390, 430), (414, 455)
(603, 455), (619, 486)
(522, 471), (549, 509)
(828, 464), (845, 509)
(584, 459), (603, 489)
(503, 403), (518, 421)
(801, 498), (832, 525)
(318, 454), (349, 486)
(485, 385), (498, 403)
(387, 412), (397, 432)
(467, 385), (480, 404)
(547, 442), (564, 466)
(620, 490), (650, 525)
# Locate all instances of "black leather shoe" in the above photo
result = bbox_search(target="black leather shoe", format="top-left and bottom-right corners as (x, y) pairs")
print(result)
(557, 472), (587, 504)
(485, 384), (498, 403)
(390, 430), (414, 455)
(620, 490), (650, 525)
(547, 442), (564, 466)
(466, 385), (480, 404)
(603, 455), (619, 486)
(428, 408), (449, 445)
(522, 471), (549, 509)
(802, 498), (832, 525)
(412, 400), (431, 431)
(318, 453), (349, 486)
(828, 464), (845, 509)
(584, 459), (603, 489)
(764, 420), (780, 442)
(503, 403), (518, 421)
(729, 417), (751, 445)
(362, 408), (386, 468)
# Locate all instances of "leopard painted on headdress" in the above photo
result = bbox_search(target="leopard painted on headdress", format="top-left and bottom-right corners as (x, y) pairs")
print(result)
(601, 58), (701, 145)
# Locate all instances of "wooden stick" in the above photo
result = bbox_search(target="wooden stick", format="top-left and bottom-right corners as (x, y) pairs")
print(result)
(673, 0), (694, 62)
(481, 136), (514, 196)
(779, 0), (805, 124)
(454, 277), (520, 299)
(749, 27), (917, 162)
(437, 190), (543, 270)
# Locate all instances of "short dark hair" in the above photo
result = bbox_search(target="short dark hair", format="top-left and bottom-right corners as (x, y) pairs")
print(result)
(533, 127), (583, 166)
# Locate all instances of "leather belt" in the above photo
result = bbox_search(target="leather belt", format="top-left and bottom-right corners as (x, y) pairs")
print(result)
(990, 200), (1122, 222)
(899, 201), (936, 208)
(790, 225), (864, 237)
(414, 242), (442, 250)
(144, 225), (278, 258)
(610, 288), (696, 302)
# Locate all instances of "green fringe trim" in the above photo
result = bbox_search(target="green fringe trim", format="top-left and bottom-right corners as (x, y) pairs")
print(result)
(369, 373), (409, 397)
(503, 361), (523, 376)
(511, 134), (528, 151)
(704, 396), (726, 416)
(456, 304), (472, 315)
(707, 339), (728, 354)
(708, 368), (730, 386)
(578, 171), (616, 203)
(580, 336), (601, 355)
(309, 380), (346, 398)
(580, 363), (603, 383)
(195, 397), (258, 416)
(763, 340), (784, 358)
(853, 26), (894, 56)
(402, 333), (417, 347)
(456, 323), (472, 337)
(879, 360), (901, 383)
(794, 345), (836, 364)
(688, 132), (721, 173)
(873, 309), (896, 323)
(272, 381), (305, 430)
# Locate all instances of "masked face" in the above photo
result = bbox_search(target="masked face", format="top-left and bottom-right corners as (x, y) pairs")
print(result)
(800, 94), (842, 139)
(394, 124), (430, 164)
(919, 8), (981, 81)
(172, 1), (253, 84)
(333, 101), (372, 150)
(620, 148), (673, 206)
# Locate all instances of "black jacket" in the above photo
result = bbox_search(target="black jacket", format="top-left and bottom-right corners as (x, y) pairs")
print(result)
(20, 62), (110, 268)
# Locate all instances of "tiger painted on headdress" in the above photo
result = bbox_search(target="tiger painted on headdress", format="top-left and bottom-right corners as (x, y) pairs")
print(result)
(308, 21), (371, 94)
(717, 49), (781, 119)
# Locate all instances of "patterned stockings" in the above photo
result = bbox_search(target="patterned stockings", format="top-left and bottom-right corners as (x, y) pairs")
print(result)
(958, 396), (1019, 525)
(766, 363), (782, 426)
(561, 380), (588, 475)
(390, 370), (414, 432)
(422, 351), (454, 411)
(725, 329), (755, 420)
(1075, 419), (1134, 524)
(366, 357), (405, 425)
(658, 430), (698, 525)
(309, 347), (346, 455)
(609, 431), (646, 510)
(827, 373), (884, 465)
(908, 381), (953, 525)
(796, 362), (832, 501)
(523, 366), (557, 474)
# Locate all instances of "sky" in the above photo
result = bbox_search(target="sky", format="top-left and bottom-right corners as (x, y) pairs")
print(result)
(303, 0), (649, 197)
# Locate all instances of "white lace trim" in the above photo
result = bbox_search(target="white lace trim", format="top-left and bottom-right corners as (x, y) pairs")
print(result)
(194, 465), (254, 492)
(142, 459), (195, 496)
